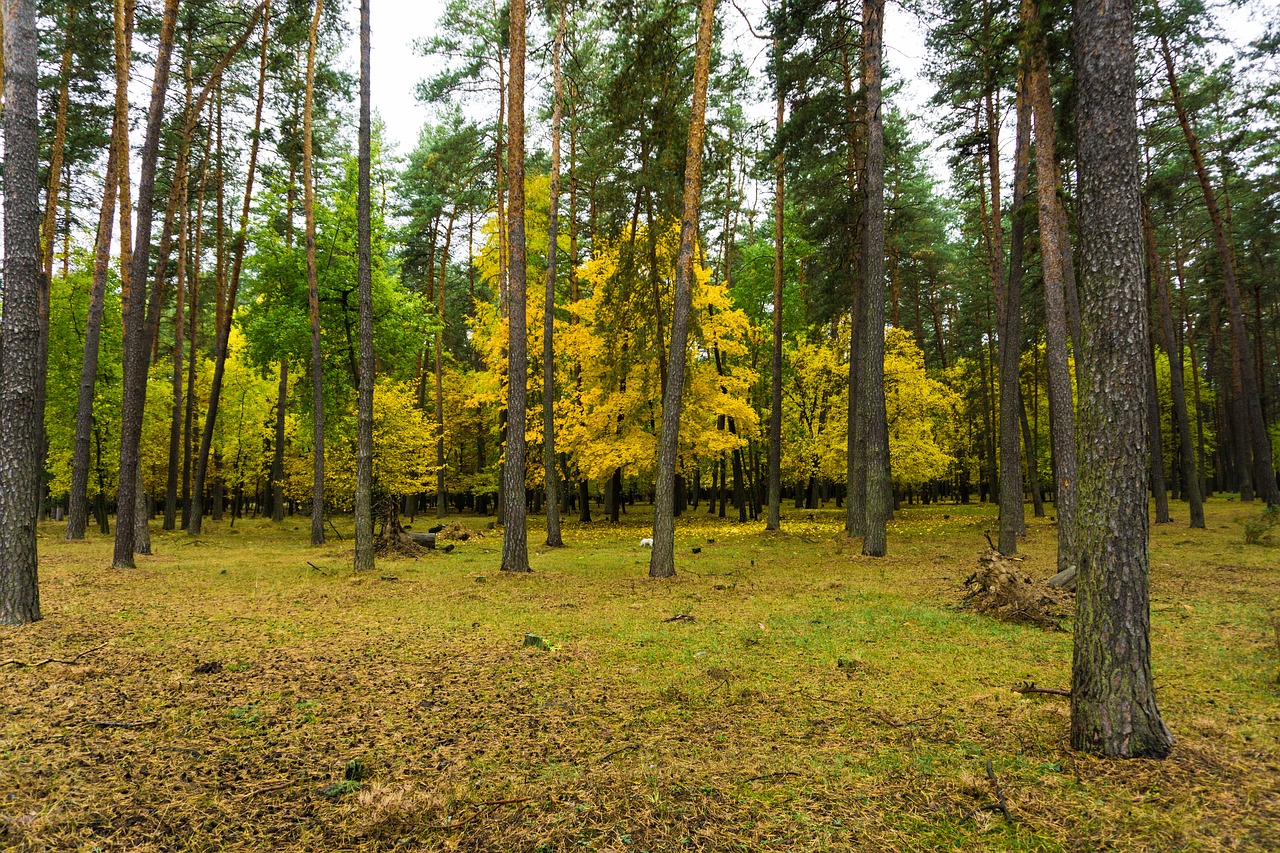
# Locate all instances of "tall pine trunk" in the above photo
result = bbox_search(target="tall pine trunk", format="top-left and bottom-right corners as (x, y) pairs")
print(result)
(649, 0), (717, 578)
(353, 0), (375, 572)
(999, 9), (1034, 554)
(190, 1), (272, 533)
(112, 0), (180, 568)
(542, 2), (565, 547)
(303, 0), (326, 545)
(857, 0), (889, 557)
(767, 17), (785, 532)
(65, 35), (125, 542)
(1070, 0), (1173, 759)
(1145, 203), (1205, 527)
(1157, 25), (1277, 505)
(0, 0), (43, 623)
(500, 0), (531, 572)
(1028, 4), (1078, 574)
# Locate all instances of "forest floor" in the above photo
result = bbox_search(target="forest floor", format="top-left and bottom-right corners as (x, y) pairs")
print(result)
(2, 498), (1278, 852)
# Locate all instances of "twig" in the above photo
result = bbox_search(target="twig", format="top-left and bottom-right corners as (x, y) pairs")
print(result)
(1, 641), (109, 669)
(984, 760), (1013, 823)
(91, 719), (159, 729)
(871, 709), (941, 728)
(595, 743), (640, 764)
(983, 531), (997, 550)
(306, 561), (331, 576)
(743, 771), (801, 783)
(1012, 681), (1071, 698)
(243, 779), (295, 797)
(327, 517), (344, 541)
(424, 798), (531, 831)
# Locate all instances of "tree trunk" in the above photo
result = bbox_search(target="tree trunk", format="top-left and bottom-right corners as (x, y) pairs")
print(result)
(649, 0), (717, 578)
(1148, 335), (1171, 524)
(34, 4), (77, 520)
(0, 0), (43, 623)
(1070, 0), (1174, 758)
(1158, 25), (1277, 505)
(190, 1), (272, 534)
(271, 361), (288, 522)
(767, 21), (785, 532)
(112, 0), (180, 569)
(1029, 5), (1078, 574)
(501, 0), (531, 572)
(1145, 204), (1204, 527)
(65, 119), (121, 541)
(857, 0), (889, 557)
(303, 0), (326, 546)
(435, 211), (455, 518)
(543, 3), (565, 547)
(164, 63), (194, 532)
(999, 28), (1033, 553)
(353, 0), (375, 572)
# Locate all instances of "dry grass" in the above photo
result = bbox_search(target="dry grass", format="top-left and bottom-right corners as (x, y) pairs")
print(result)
(1, 497), (1277, 851)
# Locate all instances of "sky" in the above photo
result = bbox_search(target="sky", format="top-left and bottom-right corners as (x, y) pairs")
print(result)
(340, 0), (935, 161)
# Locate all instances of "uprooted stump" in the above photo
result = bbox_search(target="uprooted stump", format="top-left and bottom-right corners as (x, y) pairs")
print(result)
(961, 549), (1070, 630)
(377, 499), (440, 557)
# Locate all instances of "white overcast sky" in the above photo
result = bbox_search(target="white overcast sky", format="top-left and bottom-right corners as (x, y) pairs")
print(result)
(341, 0), (935, 160)
(340, 0), (1275, 187)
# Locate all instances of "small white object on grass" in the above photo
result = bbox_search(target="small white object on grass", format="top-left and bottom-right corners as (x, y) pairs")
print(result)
(639, 537), (654, 548)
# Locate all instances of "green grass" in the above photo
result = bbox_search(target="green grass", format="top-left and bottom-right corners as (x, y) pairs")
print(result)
(1, 497), (1277, 851)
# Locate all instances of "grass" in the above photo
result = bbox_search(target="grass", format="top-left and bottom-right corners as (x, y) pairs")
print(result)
(1, 497), (1277, 851)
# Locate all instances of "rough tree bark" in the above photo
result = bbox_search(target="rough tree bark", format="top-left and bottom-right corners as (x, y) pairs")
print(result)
(999, 18), (1033, 554)
(190, 0), (272, 534)
(1145, 203), (1205, 527)
(0, 0), (43, 623)
(1028, 1), (1078, 574)
(303, 0), (326, 545)
(1157, 23), (1277, 505)
(354, 0), (375, 572)
(542, 1), (565, 547)
(1070, 0), (1174, 759)
(648, 0), (717, 579)
(767, 16), (785, 532)
(112, 0), (180, 568)
(500, 0), (530, 572)
(65, 19), (126, 541)
(857, 0), (889, 557)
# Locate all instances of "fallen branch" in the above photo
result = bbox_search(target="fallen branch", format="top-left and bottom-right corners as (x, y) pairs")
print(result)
(1012, 681), (1071, 698)
(595, 743), (640, 764)
(424, 798), (531, 831)
(91, 719), (159, 729)
(306, 561), (331, 576)
(871, 709), (941, 728)
(243, 779), (295, 797)
(984, 760), (1013, 823)
(1, 641), (109, 669)
(743, 771), (801, 783)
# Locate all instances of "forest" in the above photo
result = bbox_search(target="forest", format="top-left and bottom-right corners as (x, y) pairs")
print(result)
(0, 0), (1278, 848)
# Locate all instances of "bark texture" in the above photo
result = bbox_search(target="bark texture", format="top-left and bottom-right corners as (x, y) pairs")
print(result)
(767, 25), (784, 533)
(1, 0), (43, 623)
(1070, 0), (1174, 759)
(1028, 3), (1078, 574)
(303, 0), (326, 546)
(354, 0), (375, 572)
(648, 0), (717, 579)
(543, 3), (565, 547)
(500, 0), (530, 572)
(857, 0), (889, 557)
(112, 0), (180, 568)
(1145, 204), (1204, 527)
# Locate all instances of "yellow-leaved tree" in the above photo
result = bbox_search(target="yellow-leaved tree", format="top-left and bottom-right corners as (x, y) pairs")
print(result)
(560, 220), (758, 489)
